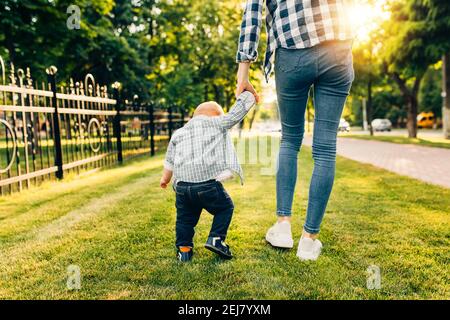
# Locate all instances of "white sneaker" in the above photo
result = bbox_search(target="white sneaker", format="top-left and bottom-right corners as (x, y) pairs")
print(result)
(296, 236), (322, 261)
(265, 221), (294, 248)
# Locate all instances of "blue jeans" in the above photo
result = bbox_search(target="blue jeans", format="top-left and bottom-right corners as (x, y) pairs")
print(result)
(275, 40), (354, 234)
(174, 180), (234, 248)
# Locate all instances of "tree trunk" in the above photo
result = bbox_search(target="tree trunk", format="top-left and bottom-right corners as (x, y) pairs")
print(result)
(443, 53), (450, 139)
(391, 72), (422, 138)
(367, 78), (374, 136)
(406, 95), (418, 138)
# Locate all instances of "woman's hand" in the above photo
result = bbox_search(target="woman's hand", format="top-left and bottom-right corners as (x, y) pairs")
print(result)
(236, 62), (260, 103)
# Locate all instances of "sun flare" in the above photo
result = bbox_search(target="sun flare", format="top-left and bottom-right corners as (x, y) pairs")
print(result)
(348, 0), (391, 43)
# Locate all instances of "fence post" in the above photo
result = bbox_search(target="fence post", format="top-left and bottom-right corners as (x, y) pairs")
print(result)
(46, 66), (63, 180)
(179, 107), (184, 127)
(149, 103), (156, 156)
(113, 84), (123, 164)
(168, 105), (173, 139)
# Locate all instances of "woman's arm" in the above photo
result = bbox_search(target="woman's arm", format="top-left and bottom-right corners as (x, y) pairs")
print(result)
(235, 0), (264, 102)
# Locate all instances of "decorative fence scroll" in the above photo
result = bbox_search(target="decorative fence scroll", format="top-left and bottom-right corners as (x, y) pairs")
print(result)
(0, 56), (188, 194)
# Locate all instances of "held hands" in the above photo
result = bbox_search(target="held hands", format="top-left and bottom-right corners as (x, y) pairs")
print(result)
(236, 62), (260, 103)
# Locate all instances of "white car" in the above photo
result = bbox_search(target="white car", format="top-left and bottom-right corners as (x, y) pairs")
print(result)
(371, 118), (392, 132)
(338, 118), (350, 132)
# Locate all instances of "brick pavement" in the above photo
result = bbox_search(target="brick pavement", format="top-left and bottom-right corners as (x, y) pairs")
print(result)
(303, 136), (450, 189)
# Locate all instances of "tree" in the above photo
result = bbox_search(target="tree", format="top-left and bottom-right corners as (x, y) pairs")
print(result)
(419, 65), (442, 118)
(0, 0), (260, 113)
(444, 54), (450, 138)
(0, 0), (151, 98)
(144, 0), (262, 114)
(422, 0), (450, 137)
(352, 41), (380, 134)
(381, 0), (450, 138)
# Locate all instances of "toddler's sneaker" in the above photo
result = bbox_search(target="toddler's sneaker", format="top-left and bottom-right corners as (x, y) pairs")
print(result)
(296, 236), (322, 261)
(205, 236), (233, 259)
(177, 247), (193, 262)
(265, 220), (294, 248)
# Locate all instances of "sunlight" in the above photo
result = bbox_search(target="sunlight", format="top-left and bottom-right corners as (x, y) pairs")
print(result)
(348, 0), (391, 43)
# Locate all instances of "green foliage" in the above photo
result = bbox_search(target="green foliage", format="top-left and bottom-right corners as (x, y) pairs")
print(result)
(0, 0), (254, 111)
(419, 66), (443, 117)
(1, 0), (446, 122)
(372, 84), (405, 123)
(146, 0), (262, 111)
(382, 0), (450, 77)
(350, 0), (450, 135)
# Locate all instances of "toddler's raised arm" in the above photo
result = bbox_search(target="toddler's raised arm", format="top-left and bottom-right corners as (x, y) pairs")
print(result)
(214, 91), (256, 130)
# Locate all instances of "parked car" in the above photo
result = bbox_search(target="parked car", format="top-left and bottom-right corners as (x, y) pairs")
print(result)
(371, 118), (392, 131)
(338, 118), (350, 132)
(417, 112), (435, 129)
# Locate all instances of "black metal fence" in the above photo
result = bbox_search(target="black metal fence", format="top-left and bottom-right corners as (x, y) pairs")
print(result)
(0, 56), (187, 194)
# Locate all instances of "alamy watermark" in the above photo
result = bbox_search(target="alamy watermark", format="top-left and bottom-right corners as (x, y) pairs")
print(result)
(67, 264), (81, 290)
(366, 265), (381, 290)
(235, 135), (279, 176)
(66, 5), (81, 30)
(175, 133), (280, 176)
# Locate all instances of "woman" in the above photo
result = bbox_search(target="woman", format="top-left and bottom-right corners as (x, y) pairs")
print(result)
(235, 0), (354, 261)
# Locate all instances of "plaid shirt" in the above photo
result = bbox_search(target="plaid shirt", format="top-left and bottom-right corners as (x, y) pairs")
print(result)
(236, 0), (354, 81)
(164, 92), (256, 184)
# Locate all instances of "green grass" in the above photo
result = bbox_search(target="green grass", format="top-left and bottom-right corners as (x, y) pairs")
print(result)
(0, 139), (448, 299)
(341, 134), (450, 149)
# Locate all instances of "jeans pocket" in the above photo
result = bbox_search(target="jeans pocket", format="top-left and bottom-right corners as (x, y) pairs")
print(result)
(276, 48), (303, 73)
(198, 186), (219, 203)
(174, 184), (185, 195)
(175, 189), (187, 209)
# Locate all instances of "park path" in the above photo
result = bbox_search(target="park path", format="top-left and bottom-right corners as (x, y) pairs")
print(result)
(303, 136), (450, 189)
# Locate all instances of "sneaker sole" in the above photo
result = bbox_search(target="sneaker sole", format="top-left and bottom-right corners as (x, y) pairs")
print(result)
(177, 255), (192, 263)
(204, 244), (233, 259)
(296, 247), (322, 261)
(265, 234), (294, 249)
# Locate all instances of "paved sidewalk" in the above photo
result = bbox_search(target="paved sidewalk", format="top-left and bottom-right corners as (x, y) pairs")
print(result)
(303, 136), (450, 188)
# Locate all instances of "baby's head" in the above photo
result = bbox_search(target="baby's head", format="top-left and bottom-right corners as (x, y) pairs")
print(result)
(193, 101), (224, 117)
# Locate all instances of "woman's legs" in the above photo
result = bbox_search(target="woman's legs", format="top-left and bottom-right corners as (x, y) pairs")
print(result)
(275, 48), (315, 218)
(266, 48), (315, 249)
(271, 42), (353, 253)
(303, 41), (354, 235)
(275, 93), (308, 217)
(302, 92), (348, 234)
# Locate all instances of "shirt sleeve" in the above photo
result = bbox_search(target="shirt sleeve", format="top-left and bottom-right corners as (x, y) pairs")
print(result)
(214, 91), (256, 130)
(236, 0), (264, 63)
(164, 135), (176, 171)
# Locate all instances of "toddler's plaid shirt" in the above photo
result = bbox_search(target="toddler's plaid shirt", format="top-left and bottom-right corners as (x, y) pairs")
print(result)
(164, 92), (256, 184)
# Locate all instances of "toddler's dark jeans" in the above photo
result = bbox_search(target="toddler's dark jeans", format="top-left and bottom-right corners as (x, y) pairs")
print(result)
(174, 180), (234, 248)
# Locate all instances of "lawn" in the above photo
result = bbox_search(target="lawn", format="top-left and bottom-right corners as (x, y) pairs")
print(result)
(341, 134), (450, 149)
(0, 138), (448, 299)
